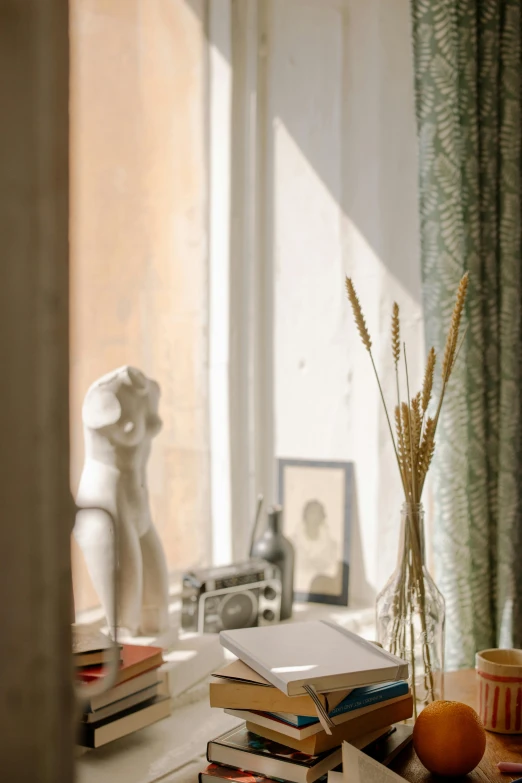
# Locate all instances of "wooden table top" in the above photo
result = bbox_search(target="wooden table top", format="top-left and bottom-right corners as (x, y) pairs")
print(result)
(391, 669), (522, 782)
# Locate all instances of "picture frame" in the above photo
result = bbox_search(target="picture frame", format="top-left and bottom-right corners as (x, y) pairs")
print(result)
(278, 458), (353, 606)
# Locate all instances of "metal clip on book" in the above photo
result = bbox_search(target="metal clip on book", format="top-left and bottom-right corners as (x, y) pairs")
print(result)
(303, 685), (335, 733)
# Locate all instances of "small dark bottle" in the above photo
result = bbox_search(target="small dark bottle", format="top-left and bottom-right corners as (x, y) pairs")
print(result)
(251, 505), (294, 620)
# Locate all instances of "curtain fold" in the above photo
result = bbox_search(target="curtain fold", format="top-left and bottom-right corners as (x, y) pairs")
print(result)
(411, 0), (522, 668)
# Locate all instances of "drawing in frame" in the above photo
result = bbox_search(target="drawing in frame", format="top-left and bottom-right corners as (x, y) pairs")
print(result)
(278, 458), (353, 606)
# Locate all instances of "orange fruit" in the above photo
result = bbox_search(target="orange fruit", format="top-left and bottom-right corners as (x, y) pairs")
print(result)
(413, 700), (486, 776)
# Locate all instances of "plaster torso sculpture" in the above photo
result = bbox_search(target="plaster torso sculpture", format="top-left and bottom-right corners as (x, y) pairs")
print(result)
(74, 366), (169, 637)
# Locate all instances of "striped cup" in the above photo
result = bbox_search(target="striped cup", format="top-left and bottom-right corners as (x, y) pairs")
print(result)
(476, 648), (522, 733)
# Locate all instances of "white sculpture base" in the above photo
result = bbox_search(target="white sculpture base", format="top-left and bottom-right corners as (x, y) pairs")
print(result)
(106, 623), (180, 652)
(160, 632), (225, 700)
(103, 623), (225, 700)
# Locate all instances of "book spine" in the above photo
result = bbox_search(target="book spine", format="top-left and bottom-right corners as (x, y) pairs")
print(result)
(76, 724), (95, 749)
(329, 683), (409, 719)
(246, 695), (413, 755)
(293, 716), (317, 728)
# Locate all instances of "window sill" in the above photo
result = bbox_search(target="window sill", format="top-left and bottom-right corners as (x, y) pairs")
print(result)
(76, 603), (375, 783)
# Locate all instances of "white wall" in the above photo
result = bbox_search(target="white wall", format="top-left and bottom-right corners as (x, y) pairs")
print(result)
(269, 0), (424, 603)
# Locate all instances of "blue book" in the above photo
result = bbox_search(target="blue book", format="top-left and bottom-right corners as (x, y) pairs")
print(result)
(269, 680), (409, 728)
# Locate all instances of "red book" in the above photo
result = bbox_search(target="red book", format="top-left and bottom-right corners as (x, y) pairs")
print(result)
(77, 644), (163, 686)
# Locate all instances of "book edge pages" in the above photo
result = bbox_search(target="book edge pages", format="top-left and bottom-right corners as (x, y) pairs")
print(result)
(83, 683), (159, 723)
(77, 650), (163, 685)
(209, 726), (340, 768)
(224, 709), (302, 740)
(328, 693), (410, 731)
(272, 684), (409, 728)
(231, 693), (410, 739)
(208, 679), (310, 713)
(244, 696), (413, 753)
(92, 697), (171, 748)
(88, 670), (160, 711)
(83, 693), (168, 732)
(199, 773), (268, 783)
(288, 668), (406, 697)
(212, 674), (272, 688)
(212, 659), (273, 687)
(208, 742), (340, 783)
(210, 679), (351, 717)
(207, 746), (309, 783)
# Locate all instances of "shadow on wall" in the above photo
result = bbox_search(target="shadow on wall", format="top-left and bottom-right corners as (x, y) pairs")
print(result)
(200, 0), (422, 304)
(348, 466), (376, 607)
(191, 0), (423, 596)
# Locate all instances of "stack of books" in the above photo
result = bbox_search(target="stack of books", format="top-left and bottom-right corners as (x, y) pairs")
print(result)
(73, 627), (171, 748)
(200, 621), (413, 783)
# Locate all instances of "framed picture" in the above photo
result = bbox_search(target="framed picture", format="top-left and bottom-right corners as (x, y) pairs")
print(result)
(278, 458), (353, 606)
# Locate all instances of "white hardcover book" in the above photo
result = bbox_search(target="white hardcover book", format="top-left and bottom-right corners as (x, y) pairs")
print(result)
(219, 621), (408, 696)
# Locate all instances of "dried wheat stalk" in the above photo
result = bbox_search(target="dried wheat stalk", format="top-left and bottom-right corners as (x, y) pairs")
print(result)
(418, 417), (436, 494)
(345, 278), (372, 352)
(345, 272), (468, 502)
(395, 404), (409, 490)
(422, 348), (436, 414)
(442, 272), (469, 382)
(345, 272), (469, 711)
(392, 303), (400, 366)
(345, 277), (399, 463)
(411, 393), (422, 459)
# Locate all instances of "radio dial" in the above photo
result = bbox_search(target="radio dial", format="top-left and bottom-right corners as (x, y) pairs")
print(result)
(263, 585), (277, 600)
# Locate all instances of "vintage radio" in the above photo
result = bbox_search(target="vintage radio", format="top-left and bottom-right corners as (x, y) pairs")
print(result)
(181, 558), (282, 634)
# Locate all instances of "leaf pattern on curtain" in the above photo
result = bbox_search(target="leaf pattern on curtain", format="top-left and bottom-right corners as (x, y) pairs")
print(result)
(411, 0), (522, 668)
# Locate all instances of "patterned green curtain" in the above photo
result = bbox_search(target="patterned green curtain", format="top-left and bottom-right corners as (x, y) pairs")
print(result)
(411, 0), (522, 669)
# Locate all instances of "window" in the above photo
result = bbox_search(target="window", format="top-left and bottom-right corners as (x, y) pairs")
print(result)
(70, 0), (211, 610)
(71, 0), (425, 615)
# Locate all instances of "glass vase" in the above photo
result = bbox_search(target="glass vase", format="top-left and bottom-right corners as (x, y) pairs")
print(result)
(376, 502), (445, 717)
